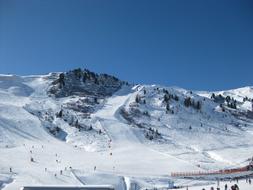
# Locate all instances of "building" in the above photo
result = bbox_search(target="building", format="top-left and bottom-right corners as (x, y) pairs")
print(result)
(21, 185), (114, 190)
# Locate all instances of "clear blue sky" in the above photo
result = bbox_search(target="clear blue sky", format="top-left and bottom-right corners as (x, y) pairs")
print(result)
(0, 0), (253, 90)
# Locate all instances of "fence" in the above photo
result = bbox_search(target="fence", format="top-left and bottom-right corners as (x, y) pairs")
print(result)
(171, 166), (249, 177)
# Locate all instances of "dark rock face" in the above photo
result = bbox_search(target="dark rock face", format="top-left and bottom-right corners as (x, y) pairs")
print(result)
(48, 68), (125, 98)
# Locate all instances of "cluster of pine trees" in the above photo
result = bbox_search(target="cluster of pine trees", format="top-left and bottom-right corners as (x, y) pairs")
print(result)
(243, 96), (252, 102)
(163, 89), (179, 114)
(145, 127), (161, 140)
(212, 93), (237, 110)
(135, 94), (146, 104)
(56, 109), (93, 131)
(54, 68), (99, 89)
(184, 97), (201, 110)
(225, 96), (237, 109)
(71, 68), (99, 84)
(163, 89), (179, 102)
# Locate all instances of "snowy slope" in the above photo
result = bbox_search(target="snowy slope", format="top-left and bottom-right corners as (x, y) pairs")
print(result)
(198, 86), (253, 111)
(0, 71), (253, 190)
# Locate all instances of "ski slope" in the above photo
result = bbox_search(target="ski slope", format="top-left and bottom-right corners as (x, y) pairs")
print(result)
(0, 73), (253, 190)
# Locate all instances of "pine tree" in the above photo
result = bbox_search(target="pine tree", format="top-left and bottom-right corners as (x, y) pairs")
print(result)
(75, 120), (79, 128)
(184, 97), (191, 107)
(59, 73), (65, 87)
(211, 93), (216, 99)
(196, 101), (201, 110)
(82, 75), (86, 83)
(58, 109), (63, 118)
(135, 94), (141, 103)
(225, 96), (231, 103)
(164, 94), (170, 102)
(174, 95), (179, 101)
(73, 68), (82, 79)
(89, 125), (93, 130)
(166, 103), (170, 111)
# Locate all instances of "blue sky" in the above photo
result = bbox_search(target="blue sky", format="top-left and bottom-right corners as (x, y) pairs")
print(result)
(0, 0), (253, 90)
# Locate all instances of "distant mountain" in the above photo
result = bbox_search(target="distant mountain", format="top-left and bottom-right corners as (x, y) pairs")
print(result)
(0, 69), (253, 189)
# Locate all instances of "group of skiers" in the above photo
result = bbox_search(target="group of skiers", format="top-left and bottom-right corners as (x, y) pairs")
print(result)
(229, 184), (239, 190)
(199, 184), (239, 190)
(184, 177), (253, 190)
(245, 177), (252, 184)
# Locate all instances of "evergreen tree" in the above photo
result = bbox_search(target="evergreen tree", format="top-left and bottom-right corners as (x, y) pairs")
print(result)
(174, 95), (179, 101)
(75, 120), (79, 128)
(225, 96), (231, 103)
(164, 94), (170, 102)
(56, 126), (60, 133)
(89, 125), (93, 130)
(184, 97), (191, 107)
(82, 75), (86, 83)
(211, 93), (216, 99)
(196, 101), (201, 110)
(59, 73), (65, 87)
(135, 94), (141, 103)
(58, 109), (63, 118)
(73, 68), (82, 79)
(166, 103), (170, 111)
(94, 77), (99, 85)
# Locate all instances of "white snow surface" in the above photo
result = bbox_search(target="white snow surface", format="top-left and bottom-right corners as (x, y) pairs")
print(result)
(0, 74), (253, 190)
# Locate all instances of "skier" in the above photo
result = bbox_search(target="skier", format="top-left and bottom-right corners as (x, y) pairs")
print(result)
(249, 178), (252, 184)
(234, 184), (239, 190)
(225, 184), (228, 190)
(60, 170), (63, 175)
(94, 166), (96, 171)
(9, 167), (12, 173)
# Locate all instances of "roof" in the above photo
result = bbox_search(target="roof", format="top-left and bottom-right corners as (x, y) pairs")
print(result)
(21, 185), (114, 190)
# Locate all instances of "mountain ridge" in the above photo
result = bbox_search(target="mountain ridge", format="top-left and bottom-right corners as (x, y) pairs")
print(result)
(0, 68), (253, 190)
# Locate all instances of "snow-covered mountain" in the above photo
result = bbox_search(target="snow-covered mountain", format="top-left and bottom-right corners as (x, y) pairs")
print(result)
(0, 69), (253, 190)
